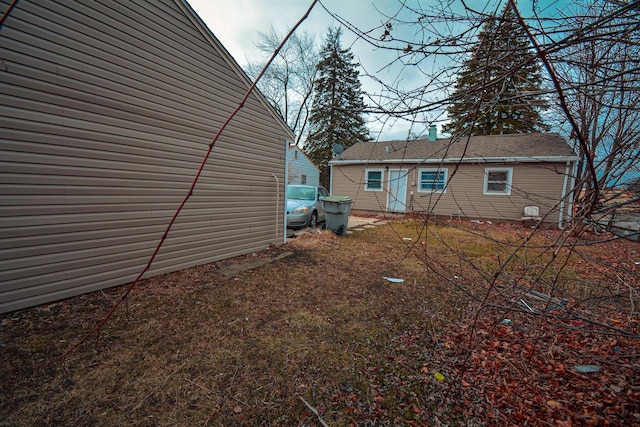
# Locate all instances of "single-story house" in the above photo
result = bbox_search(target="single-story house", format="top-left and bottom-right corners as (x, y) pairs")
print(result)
(287, 143), (320, 186)
(0, 0), (293, 313)
(329, 132), (578, 226)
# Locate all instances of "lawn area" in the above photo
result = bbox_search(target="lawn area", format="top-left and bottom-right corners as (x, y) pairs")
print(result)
(1, 218), (639, 426)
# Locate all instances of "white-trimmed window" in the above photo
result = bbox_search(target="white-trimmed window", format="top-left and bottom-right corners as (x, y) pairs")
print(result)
(418, 168), (447, 193)
(484, 167), (512, 195)
(365, 169), (383, 191)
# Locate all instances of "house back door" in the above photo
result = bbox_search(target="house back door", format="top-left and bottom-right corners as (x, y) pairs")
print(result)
(387, 170), (407, 212)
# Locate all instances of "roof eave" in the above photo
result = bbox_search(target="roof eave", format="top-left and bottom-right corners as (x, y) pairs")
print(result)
(329, 156), (580, 165)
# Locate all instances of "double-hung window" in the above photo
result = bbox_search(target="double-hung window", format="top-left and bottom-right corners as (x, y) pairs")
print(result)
(418, 168), (447, 193)
(484, 167), (512, 195)
(365, 169), (383, 191)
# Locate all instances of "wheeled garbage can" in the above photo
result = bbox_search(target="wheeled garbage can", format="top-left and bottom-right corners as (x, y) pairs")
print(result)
(322, 195), (352, 236)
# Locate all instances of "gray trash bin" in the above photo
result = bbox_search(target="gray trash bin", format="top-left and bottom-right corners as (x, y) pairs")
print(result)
(322, 195), (352, 236)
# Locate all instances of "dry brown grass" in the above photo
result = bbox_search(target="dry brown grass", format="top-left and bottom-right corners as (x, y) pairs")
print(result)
(1, 220), (638, 426)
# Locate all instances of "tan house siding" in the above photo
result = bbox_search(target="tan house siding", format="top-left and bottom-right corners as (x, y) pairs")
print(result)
(0, 0), (291, 313)
(330, 165), (388, 211)
(332, 161), (572, 223)
(419, 163), (568, 222)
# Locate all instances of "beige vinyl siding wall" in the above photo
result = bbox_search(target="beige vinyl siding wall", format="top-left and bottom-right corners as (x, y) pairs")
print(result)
(423, 163), (568, 222)
(331, 165), (391, 212)
(333, 162), (571, 223)
(0, 0), (291, 313)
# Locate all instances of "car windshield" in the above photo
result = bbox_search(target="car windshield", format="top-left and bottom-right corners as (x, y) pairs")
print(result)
(288, 186), (315, 201)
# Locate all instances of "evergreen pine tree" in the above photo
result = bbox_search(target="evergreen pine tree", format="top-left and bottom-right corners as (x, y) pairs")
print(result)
(443, 3), (549, 136)
(305, 27), (370, 188)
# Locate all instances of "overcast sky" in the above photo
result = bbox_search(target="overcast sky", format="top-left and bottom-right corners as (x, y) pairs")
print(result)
(187, 0), (439, 140)
(186, 0), (425, 67)
(186, 0), (569, 141)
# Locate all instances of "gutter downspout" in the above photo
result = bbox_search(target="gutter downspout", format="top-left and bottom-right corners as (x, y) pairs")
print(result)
(329, 163), (333, 194)
(558, 161), (571, 229)
(283, 139), (290, 242)
(566, 161), (577, 225)
(272, 173), (280, 245)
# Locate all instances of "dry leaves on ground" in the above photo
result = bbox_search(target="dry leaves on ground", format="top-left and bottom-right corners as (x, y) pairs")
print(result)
(0, 219), (638, 426)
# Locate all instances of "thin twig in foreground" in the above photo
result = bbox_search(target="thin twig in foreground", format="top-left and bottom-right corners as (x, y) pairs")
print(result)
(299, 396), (329, 427)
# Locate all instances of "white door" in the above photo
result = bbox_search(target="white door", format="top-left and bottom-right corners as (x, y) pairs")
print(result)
(387, 169), (408, 212)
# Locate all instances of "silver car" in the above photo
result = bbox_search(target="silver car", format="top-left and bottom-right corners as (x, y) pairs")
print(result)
(286, 185), (329, 229)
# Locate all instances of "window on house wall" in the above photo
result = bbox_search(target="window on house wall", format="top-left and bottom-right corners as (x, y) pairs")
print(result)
(418, 168), (447, 192)
(294, 150), (298, 159)
(365, 169), (383, 191)
(301, 174), (307, 184)
(484, 167), (512, 195)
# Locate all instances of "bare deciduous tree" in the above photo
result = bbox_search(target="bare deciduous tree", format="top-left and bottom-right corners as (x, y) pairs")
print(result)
(328, 0), (639, 222)
(245, 27), (320, 146)
(323, 3), (640, 411)
(548, 0), (640, 219)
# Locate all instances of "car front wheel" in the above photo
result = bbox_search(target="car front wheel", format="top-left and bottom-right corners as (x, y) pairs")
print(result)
(309, 211), (318, 228)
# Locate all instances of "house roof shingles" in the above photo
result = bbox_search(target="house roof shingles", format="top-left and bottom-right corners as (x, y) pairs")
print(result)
(333, 133), (577, 163)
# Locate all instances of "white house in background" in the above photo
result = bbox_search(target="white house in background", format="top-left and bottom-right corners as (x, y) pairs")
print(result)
(287, 144), (320, 186)
(0, 0), (293, 313)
